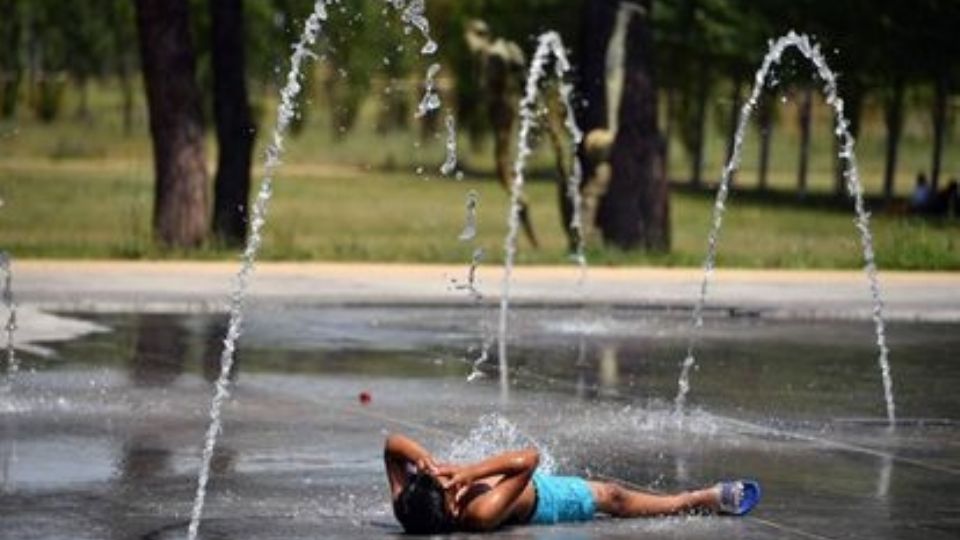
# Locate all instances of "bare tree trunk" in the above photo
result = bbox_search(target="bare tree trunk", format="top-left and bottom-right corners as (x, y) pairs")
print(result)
(724, 75), (743, 186)
(662, 88), (674, 181)
(575, 0), (618, 188)
(599, 0), (668, 251)
(576, 0), (616, 134)
(757, 100), (773, 191)
(882, 79), (905, 202)
(931, 75), (948, 192)
(689, 61), (708, 187)
(0, 0), (21, 119)
(210, 0), (255, 247)
(796, 86), (813, 198)
(135, 0), (209, 248)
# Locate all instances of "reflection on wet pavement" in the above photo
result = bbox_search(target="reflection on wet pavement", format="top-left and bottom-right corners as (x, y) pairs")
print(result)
(1, 307), (959, 539)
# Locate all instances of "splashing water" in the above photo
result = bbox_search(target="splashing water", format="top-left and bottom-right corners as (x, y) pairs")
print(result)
(0, 252), (17, 382)
(390, 0), (437, 55)
(556, 75), (587, 276)
(466, 342), (489, 383)
(0, 251), (18, 494)
(672, 31), (895, 427)
(497, 32), (585, 398)
(454, 196), (499, 385)
(415, 63), (442, 118)
(440, 113), (459, 176)
(186, 3), (333, 539)
(0, 251), (17, 497)
(452, 248), (484, 300)
(390, 0), (442, 119)
(458, 189), (479, 241)
(451, 191), (491, 380)
(444, 414), (556, 474)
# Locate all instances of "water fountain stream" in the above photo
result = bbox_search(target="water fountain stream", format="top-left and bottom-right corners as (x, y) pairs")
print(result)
(672, 31), (895, 427)
(0, 252), (18, 497)
(440, 113), (459, 177)
(0, 251), (17, 381)
(187, 1), (449, 537)
(496, 32), (586, 400)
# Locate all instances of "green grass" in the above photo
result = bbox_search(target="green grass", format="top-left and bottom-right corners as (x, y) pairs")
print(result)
(1, 158), (957, 269)
(0, 78), (958, 269)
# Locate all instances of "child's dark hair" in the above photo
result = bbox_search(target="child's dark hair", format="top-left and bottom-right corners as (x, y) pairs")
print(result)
(394, 472), (454, 534)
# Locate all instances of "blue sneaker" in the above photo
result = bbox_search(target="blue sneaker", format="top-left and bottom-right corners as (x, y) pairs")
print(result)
(716, 480), (761, 516)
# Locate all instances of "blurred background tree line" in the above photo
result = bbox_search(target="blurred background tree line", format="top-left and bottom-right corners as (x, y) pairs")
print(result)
(0, 0), (958, 252)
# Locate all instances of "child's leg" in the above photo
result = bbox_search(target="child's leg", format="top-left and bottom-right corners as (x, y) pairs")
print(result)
(588, 481), (719, 518)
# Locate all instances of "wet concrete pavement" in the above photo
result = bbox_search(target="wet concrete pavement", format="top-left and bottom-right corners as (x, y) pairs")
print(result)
(1, 307), (959, 539)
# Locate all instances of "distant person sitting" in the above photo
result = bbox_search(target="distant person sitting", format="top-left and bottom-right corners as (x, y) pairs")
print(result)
(911, 172), (933, 213)
(384, 433), (760, 534)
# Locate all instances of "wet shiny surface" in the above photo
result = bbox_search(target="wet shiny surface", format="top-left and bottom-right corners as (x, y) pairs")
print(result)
(1, 307), (959, 539)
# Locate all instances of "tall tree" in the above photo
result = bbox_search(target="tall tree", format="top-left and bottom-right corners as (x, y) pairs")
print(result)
(916, 0), (960, 192)
(881, 78), (905, 202)
(106, 0), (138, 135)
(574, 0), (618, 183)
(756, 99), (774, 191)
(668, 0), (711, 188)
(0, 0), (23, 119)
(135, 0), (209, 247)
(796, 86), (813, 197)
(210, 0), (255, 247)
(575, 0), (618, 137)
(930, 75), (949, 192)
(599, 0), (669, 250)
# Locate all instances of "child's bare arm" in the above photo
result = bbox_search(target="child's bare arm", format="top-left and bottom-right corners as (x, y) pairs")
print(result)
(446, 448), (539, 531)
(383, 434), (438, 498)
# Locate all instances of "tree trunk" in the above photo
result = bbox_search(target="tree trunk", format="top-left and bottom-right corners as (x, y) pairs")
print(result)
(797, 86), (813, 198)
(724, 74), (743, 186)
(689, 60), (708, 188)
(576, 0), (617, 134)
(135, 0), (209, 248)
(757, 100), (773, 191)
(662, 88), (674, 181)
(599, 0), (668, 251)
(210, 0), (255, 247)
(0, 0), (21, 119)
(882, 79), (905, 202)
(575, 0), (618, 184)
(931, 75), (948, 192)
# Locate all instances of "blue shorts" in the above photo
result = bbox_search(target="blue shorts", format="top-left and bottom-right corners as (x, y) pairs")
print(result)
(529, 472), (596, 524)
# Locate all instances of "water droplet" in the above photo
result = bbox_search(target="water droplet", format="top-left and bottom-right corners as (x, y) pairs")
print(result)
(421, 40), (438, 55)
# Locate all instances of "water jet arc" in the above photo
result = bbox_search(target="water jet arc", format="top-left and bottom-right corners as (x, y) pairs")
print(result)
(672, 31), (895, 428)
(497, 32), (586, 401)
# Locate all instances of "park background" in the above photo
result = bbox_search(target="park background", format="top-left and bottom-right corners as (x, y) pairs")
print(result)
(0, 0), (958, 270)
